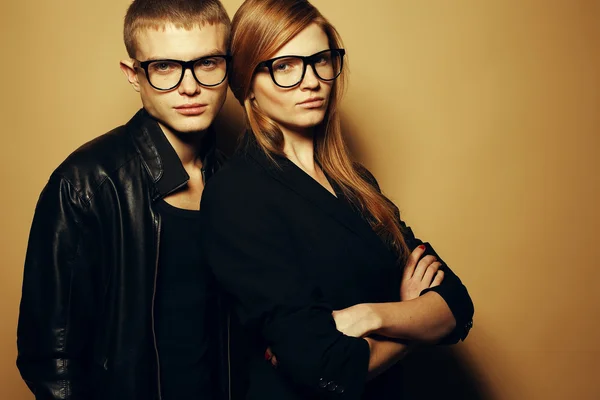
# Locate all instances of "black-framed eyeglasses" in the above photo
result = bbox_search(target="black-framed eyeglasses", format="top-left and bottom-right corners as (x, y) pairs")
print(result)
(256, 49), (345, 88)
(134, 55), (231, 91)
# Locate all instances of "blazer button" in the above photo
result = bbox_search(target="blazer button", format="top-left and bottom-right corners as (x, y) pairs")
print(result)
(318, 378), (328, 388)
(327, 381), (338, 392)
(335, 385), (345, 394)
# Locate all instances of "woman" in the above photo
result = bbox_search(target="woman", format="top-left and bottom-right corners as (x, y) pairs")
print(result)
(200, 0), (474, 398)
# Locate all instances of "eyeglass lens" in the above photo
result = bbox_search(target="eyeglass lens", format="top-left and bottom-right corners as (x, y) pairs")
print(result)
(271, 50), (342, 87)
(146, 57), (228, 90)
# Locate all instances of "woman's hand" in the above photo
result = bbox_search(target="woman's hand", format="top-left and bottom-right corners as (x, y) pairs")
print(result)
(332, 303), (380, 338)
(265, 347), (278, 368)
(400, 245), (444, 301)
(266, 247), (446, 368)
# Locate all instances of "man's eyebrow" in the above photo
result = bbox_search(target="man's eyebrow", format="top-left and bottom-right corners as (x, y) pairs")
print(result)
(142, 49), (227, 62)
(199, 48), (228, 57)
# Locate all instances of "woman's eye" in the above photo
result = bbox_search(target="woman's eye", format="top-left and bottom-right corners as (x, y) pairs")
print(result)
(273, 58), (300, 73)
(274, 63), (291, 71)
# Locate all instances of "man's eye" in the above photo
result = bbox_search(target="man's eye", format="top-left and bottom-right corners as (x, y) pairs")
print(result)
(198, 58), (218, 70)
(149, 62), (178, 73)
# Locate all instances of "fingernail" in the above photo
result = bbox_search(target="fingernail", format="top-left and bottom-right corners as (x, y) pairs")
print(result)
(265, 350), (271, 361)
(419, 245), (426, 250)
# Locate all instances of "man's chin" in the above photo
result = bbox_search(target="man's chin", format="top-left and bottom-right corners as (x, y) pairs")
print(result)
(164, 116), (214, 135)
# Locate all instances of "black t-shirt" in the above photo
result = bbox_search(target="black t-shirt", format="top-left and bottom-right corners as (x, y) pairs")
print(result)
(154, 199), (217, 400)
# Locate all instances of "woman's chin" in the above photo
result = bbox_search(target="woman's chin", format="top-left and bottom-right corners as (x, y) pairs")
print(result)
(293, 115), (326, 130)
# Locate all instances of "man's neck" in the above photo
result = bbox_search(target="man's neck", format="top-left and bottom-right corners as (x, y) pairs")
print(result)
(157, 122), (208, 211)
(158, 122), (206, 170)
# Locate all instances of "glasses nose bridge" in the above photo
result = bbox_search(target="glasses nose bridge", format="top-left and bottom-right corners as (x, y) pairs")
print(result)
(302, 57), (321, 83)
(180, 60), (202, 86)
(181, 60), (195, 77)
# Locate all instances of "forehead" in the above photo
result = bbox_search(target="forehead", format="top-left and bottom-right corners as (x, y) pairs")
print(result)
(135, 23), (228, 60)
(272, 23), (329, 58)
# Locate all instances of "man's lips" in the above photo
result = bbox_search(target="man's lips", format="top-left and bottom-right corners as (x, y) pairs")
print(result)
(174, 104), (208, 115)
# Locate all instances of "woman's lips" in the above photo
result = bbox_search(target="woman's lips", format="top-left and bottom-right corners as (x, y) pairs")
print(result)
(297, 98), (325, 109)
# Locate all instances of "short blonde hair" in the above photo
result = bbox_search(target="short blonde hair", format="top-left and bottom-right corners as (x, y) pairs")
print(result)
(124, 0), (231, 58)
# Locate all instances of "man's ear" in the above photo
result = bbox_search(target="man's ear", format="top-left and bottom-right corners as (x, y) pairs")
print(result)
(119, 59), (141, 92)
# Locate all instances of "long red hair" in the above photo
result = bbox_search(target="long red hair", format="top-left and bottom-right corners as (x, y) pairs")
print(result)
(229, 0), (408, 260)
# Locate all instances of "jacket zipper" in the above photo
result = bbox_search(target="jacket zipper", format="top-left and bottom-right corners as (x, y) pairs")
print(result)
(152, 214), (163, 400)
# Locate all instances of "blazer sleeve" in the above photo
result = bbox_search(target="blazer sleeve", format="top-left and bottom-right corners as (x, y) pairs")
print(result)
(200, 177), (370, 399)
(356, 165), (474, 344)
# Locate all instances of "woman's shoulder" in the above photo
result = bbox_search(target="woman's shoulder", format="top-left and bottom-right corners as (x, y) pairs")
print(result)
(352, 162), (381, 192)
(202, 149), (277, 206)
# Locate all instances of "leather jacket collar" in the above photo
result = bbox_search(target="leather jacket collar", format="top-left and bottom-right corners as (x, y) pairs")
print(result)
(128, 108), (220, 201)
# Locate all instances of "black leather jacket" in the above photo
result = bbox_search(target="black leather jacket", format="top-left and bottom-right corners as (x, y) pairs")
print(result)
(17, 109), (228, 400)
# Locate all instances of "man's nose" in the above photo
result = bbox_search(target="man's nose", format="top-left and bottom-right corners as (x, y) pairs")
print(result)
(178, 68), (200, 95)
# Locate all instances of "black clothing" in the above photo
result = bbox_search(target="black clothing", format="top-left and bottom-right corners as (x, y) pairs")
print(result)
(154, 200), (217, 400)
(17, 109), (227, 400)
(200, 135), (474, 400)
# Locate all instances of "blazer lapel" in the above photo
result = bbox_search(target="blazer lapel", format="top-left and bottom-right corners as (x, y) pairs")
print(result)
(242, 135), (395, 259)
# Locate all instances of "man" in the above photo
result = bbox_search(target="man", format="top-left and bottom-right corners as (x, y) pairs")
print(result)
(16, 1), (231, 399)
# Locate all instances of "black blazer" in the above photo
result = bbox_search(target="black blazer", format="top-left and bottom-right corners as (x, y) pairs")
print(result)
(200, 136), (474, 400)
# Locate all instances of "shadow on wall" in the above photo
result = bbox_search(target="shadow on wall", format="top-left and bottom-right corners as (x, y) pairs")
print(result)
(214, 94), (246, 155)
(402, 346), (492, 400)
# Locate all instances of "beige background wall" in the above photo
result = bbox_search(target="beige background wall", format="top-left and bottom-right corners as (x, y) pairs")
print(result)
(2, 0), (599, 399)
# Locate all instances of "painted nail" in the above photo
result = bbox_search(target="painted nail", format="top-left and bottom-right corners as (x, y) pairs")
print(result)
(265, 350), (272, 361)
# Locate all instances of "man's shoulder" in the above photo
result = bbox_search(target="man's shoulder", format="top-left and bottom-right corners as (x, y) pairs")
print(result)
(53, 124), (142, 201)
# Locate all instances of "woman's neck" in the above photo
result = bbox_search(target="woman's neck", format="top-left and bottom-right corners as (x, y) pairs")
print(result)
(281, 126), (317, 174)
(279, 125), (336, 197)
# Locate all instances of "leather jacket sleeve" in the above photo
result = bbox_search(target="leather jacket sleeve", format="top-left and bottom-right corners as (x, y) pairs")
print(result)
(17, 174), (96, 399)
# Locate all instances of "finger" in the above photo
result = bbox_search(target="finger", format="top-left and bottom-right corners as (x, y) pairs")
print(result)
(422, 261), (442, 286)
(431, 269), (445, 287)
(413, 255), (437, 280)
(403, 244), (426, 278)
(271, 355), (279, 368)
(265, 347), (274, 361)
